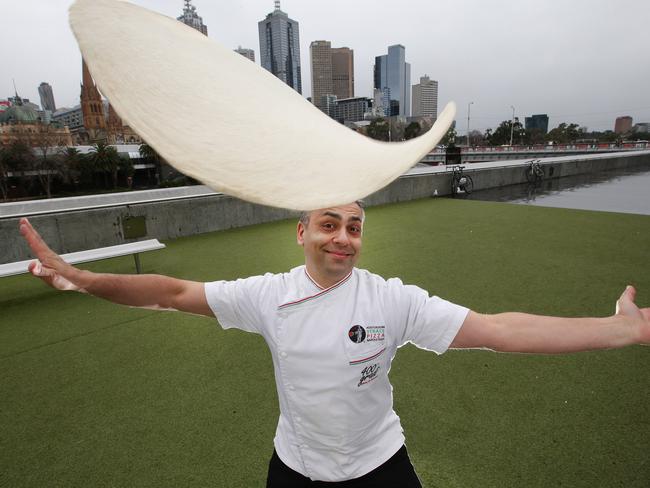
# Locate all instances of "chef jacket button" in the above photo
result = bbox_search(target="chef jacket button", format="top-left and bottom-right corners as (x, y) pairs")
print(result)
(295, 416), (301, 423)
(280, 351), (288, 359)
(288, 385), (295, 391)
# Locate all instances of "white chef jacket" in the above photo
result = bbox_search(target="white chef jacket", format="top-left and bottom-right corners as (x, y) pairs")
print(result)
(204, 266), (469, 482)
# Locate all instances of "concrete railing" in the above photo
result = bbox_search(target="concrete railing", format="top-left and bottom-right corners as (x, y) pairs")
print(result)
(1, 151), (648, 264)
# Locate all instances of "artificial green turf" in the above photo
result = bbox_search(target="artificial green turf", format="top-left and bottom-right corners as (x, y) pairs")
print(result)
(1, 198), (648, 487)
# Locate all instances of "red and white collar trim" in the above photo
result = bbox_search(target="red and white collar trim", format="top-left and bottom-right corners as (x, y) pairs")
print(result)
(278, 269), (353, 310)
(304, 268), (325, 290)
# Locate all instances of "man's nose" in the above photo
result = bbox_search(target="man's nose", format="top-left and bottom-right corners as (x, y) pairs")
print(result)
(332, 227), (350, 245)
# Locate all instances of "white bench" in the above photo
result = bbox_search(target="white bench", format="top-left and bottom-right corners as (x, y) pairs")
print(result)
(0, 239), (166, 278)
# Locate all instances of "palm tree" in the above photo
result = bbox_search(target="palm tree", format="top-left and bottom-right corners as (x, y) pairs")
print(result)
(139, 142), (159, 163)
(59, 147), (86, 190)
(89, 141), (121, 188)
(140, 141), (162, 185)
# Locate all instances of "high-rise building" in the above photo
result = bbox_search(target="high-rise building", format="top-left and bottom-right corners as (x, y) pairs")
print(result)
(525, 114), (549, 134)
(177, 0), (208, 36)
(331, 47), (354, 100)
(38, 82), (56, 112)
(310, 41), (333, 111)
(258, 1), (302, 94)
(310, 42), (355, 113)
(411, 75), (438, 119)
(614, 116), (633, 134)
(234, 46), (256, 62)
(374, 45), (411, 117)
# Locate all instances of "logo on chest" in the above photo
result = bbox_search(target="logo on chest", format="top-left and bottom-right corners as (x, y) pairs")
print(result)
(347, 325), (385, 343)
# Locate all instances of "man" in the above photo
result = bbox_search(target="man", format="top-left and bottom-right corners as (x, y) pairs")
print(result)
(18, 202), (649, 487)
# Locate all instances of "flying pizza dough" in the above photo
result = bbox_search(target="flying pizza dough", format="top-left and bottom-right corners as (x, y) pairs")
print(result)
(69, 0), (456, 210)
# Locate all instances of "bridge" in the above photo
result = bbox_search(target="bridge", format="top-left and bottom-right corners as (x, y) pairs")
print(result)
(421, 141), (650, 164)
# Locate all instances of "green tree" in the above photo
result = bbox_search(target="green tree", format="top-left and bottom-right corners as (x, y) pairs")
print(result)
(1, 140), (35, 200)
(29, 125), (68, 198)
(0, 145), (12, 201)
(440, 126), (457, 147)
(366, 118), (389, 141)
(139, 142), (160, 163)
(89, 141), (121, 188)
(545, 123), (582, 144)
(526, 128), (546, 145)
(59, 147), (87, 190)
(404, 122), (422, 140)
(486, 119), (525, 146)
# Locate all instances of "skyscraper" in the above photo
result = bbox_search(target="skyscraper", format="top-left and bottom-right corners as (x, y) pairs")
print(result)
(177, 0), (208, 36)
(235, 46), (256, 62)
(412, 75), (438, 119)
(374, 45), (411, 117)
(258, 1), (302, 94)
(38, 82), (56, 112)
(331, 47), (354, 100)
(310, 41), (333, 111)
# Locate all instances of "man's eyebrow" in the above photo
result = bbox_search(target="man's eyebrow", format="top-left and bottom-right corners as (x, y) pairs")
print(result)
(320, 211), (362, 223)
(322, 211), (342, 220)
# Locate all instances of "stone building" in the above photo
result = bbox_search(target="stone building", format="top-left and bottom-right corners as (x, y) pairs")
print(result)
(0, 96), (72, 146)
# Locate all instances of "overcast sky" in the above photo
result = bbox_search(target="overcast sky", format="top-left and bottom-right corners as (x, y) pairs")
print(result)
(3, 0), (649, 133)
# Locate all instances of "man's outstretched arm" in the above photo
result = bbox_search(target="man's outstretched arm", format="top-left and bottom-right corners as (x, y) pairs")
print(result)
(19, 218), (213, 317)
(451, 286), (649, 353)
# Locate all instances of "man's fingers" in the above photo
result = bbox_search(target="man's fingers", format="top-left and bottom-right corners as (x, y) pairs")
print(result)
(20, 218), (62, 268)
(619, 285), (635, 302)
(29, 260), (55, 278)
(20, 218), (50, 255)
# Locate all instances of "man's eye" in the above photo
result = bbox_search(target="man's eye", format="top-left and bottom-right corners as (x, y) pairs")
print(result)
(322, 223), (334, 229)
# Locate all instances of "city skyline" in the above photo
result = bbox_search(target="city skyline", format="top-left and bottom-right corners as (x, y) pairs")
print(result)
(3, 0), (649, 133)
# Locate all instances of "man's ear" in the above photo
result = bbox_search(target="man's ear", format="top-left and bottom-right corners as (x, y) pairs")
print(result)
(297, 221), (305, 246)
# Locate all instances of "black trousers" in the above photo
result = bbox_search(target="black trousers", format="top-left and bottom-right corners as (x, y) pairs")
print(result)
(266, 445), (422, 487)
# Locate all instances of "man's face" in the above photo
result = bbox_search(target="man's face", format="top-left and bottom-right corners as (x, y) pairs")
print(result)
(297, 203), (364, 283)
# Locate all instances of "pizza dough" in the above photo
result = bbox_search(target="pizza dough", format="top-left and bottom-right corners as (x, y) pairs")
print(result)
(69, 0), (456, 210)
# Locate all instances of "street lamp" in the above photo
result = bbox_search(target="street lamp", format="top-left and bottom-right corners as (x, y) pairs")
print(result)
(467, 101), (474, 147)
(509, 105), (515, 146)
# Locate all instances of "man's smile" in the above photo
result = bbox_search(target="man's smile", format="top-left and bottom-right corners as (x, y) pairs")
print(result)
(325, 249), (354, 258)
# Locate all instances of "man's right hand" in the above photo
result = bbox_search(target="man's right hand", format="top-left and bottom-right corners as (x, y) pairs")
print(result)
(19, 218), (214, 316)
(19, 218), (86, 292)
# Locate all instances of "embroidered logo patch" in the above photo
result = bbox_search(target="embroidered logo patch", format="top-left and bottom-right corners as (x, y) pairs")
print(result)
(348, 325), (366, 343)
(366, 326), (385, 342)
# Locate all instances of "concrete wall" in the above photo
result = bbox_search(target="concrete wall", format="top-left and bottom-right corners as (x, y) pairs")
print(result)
(1, 152), (648, 264)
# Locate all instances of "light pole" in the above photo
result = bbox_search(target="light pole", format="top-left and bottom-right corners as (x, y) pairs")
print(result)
(509, 105), (516, 146)
(467, 101), (474, 147)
